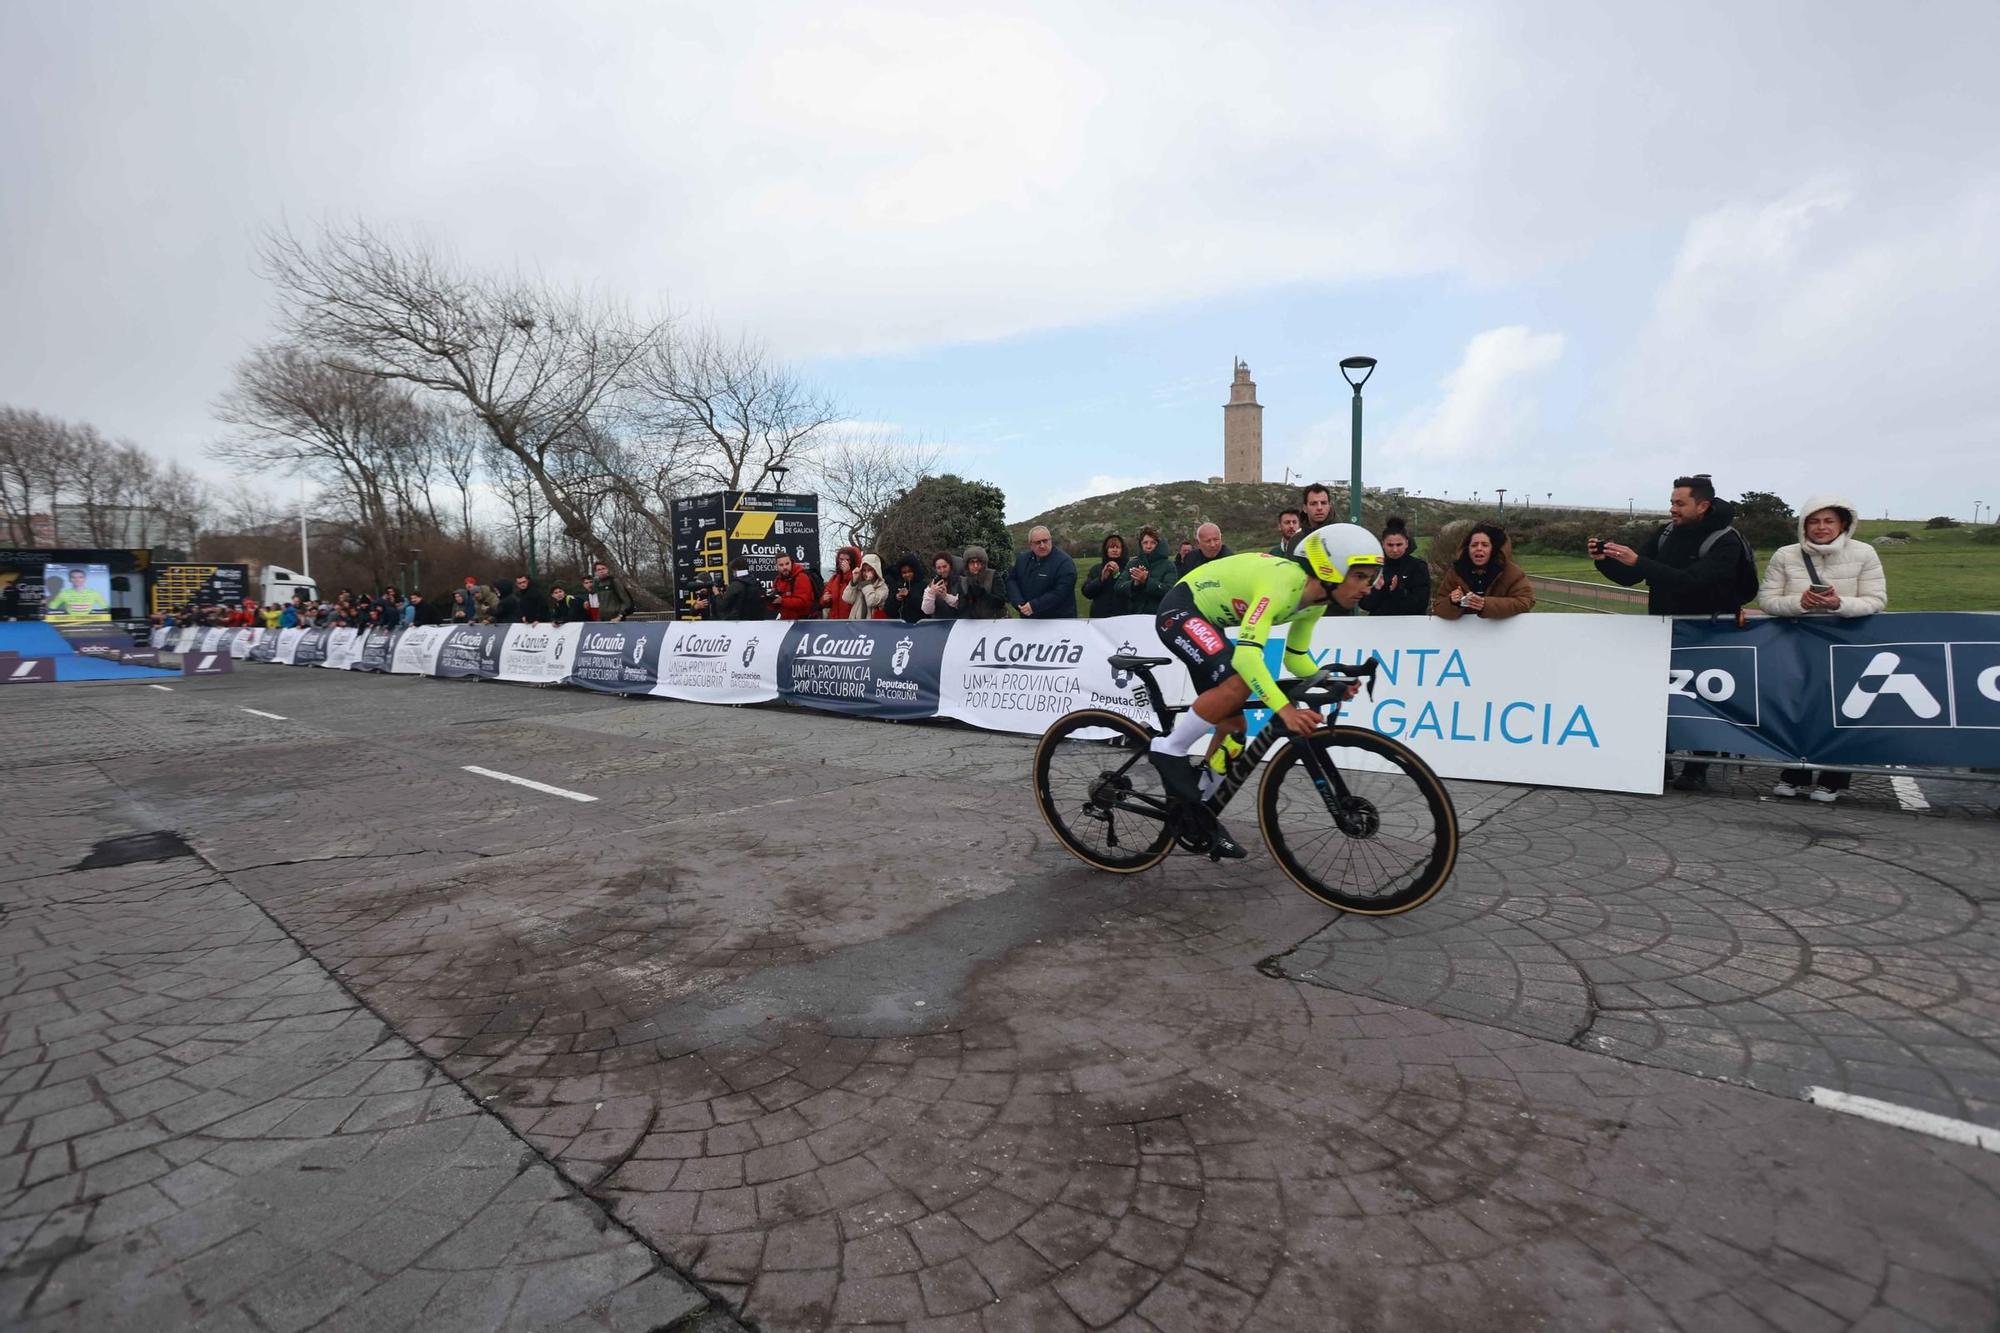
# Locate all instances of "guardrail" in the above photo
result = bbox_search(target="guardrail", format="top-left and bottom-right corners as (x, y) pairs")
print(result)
(1527, 575), (1650, 614)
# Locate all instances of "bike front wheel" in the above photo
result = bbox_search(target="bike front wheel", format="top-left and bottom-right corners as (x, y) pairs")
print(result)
(1258, 727), (1457, 914)
(1033, 709), (1176, 873)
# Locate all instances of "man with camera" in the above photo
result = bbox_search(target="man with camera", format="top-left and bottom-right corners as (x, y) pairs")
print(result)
(1591, 473), (1756, 790)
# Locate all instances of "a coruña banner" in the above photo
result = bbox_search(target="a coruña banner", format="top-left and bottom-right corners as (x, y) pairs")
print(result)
(654, 620), (790, 703)
(568, 621), (669, 694)
(778, 620), (948, 719)
(1668, 613), (2000, 769)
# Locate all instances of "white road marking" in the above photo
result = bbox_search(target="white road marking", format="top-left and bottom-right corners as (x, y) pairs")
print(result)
(239, 707), (288, 720)
(1805, 1086), (1998, 1153)
(148, 684), (173, 691)
(461, 765), (598, 803)
(1890, 774), (1929, 811)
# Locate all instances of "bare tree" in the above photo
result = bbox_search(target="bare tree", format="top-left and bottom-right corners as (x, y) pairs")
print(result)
(810, 432), (943, 549)
(257, 221), (664, 600)
(625, 326), (841, 491)
(214, 343), (442, 584)
(0, 407), (79, 543)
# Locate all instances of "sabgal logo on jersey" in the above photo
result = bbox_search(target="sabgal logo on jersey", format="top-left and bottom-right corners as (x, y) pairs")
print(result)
(1248, 597), (1270, 623)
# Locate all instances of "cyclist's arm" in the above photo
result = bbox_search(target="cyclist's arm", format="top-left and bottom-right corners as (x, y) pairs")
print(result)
(1229, 588), (1299, 711)
(1279, 608), (1323, 683)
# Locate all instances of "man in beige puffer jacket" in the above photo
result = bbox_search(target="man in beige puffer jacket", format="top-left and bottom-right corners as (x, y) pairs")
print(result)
(1757, 494), (1887, 802)
(1756, 494), (1887, 618)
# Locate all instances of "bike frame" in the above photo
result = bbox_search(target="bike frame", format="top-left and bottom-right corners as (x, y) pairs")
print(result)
(1121, 661), (1370, 820)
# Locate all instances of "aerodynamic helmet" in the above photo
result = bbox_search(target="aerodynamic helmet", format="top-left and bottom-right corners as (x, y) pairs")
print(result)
(1297, 523), (1384, 584)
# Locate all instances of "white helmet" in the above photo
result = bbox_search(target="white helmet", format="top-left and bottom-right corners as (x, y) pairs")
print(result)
(1298, 523), (1384, 584)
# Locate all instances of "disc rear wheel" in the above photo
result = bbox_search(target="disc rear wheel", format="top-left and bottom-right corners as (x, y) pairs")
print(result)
(1258, 726), (1456, 914)
(1034, 710), (1176, 872)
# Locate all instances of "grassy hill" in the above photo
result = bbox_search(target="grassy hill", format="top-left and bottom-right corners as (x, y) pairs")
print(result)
(1011, 480), (1642, 556)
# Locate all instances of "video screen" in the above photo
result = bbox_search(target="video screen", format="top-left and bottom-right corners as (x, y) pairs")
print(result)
(43, 562), (113, 624)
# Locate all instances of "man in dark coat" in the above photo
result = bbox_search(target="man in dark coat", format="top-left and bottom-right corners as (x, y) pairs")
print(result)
(710, 560), (769, 621)
(1593, 474), (1756, 789)
(1591, 475), (1753, 615)
(1006, 526), (1078, 618)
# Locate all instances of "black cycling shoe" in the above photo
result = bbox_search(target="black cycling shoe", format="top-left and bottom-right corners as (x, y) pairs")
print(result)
(1206, 820), (1248, 860)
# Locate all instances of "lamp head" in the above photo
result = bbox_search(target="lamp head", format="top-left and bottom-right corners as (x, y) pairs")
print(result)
(1339, 355), (1377, 392)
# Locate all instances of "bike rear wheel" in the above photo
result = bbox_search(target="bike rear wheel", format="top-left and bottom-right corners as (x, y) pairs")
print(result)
(1258, 726), (1457, 914)
(1034, 709), (1176, 873)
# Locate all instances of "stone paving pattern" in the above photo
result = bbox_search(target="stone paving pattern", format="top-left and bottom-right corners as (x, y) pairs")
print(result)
(5, 667), (2000, 1331)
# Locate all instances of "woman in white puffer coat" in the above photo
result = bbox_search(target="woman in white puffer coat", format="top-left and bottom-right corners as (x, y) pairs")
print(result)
(1756, 494), (1888, 802)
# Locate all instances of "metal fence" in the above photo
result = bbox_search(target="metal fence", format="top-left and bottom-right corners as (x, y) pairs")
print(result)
(1528, 575), (1650, 614)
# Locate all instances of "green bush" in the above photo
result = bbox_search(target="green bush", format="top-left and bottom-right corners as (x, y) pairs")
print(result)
(1884, 530), (1913, 541)
(1926, 515), (1960, 529)
(1972, 526), (2000, 545)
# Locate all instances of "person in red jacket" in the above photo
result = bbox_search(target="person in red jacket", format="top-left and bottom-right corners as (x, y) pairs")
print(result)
(770, 551), (817, 620)
(819, 546), (860, 621)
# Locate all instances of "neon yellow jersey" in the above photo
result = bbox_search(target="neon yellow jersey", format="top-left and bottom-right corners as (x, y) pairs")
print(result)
(47, 586), (110, 613)
(1174, 553), (1323, 708)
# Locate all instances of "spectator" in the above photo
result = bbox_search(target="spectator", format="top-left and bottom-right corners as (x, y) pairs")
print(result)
(1082, 533), (1131, 618)
(1007, 526), (1078, 619)
(1757, 494), (1887, 803)
(259, 602), (282, 629)
(885, 552), (927, 624)
(1176, 522), (1231, 580)
(769, 551), (817, 620)
(1592, 474), (1756, 791)
(821, 546), (861, 621)
(842, 553), (888, 619)
(1175, 538), (1195, 572)
(279, 601), (300, 629)
(592, 559), (635, 622)
(578, 575), (600, 621)
(957, 546), (1010, 620)
(1433, 523), (1534, 620)
(1590, 474), (1754, 616)
(1301, 483), (1333, 529)
(1361, 516), (1431, 616)
(920, 552), (963, 620)
(1116, 526), (1174, 616)
(547, 585), (582, 624)
(709, 559), (769, 620)
(1270, 509), (1306, 557)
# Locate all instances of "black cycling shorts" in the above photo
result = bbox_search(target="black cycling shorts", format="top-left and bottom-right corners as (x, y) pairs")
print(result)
(1156, 585), (1237, 694)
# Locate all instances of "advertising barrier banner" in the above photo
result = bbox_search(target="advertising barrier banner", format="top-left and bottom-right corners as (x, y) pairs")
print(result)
(569, 622), (669, 694)
(777, 620), (948, 719)
(938, 618), (1164, 733)
(653, 620), (790, 704)
(1669, 613), (2000, 769)
(433, 625), (505, 680)
(292, 627), (331, 667)
(355, 628), (396, 672)
(390, 625), (450, 675)
(497, 623), (579, 685)
(321, 627), (363, 671)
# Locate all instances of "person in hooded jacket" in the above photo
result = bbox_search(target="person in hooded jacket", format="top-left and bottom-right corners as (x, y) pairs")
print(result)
(919, 552), (963, 619)
(957, 546), (1010, 619)
(885, 552), (927, 624)
(1115, 526), (1175, 617)
(1756, 493), (1887, 803)
(821, 546), (861, 620)
(546, 584), (583, 624)
(1082, 533), (1132, 618)
(842, 553), (888, 619)
(1432, 522), (1535, 619)
(1361, 516), (1432, 616)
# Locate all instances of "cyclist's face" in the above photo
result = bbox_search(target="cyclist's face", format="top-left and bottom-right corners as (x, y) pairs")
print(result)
(1332, 568), (1376, 609)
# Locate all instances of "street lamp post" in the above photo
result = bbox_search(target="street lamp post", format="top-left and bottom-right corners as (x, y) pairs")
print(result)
(1496, 487), (1508, 518)
(1339, 356), (1377, 524)
(1975, 500), (1986, 525)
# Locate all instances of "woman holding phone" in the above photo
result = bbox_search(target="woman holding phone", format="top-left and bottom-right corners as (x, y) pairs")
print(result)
(1757, 494), (1887, 802)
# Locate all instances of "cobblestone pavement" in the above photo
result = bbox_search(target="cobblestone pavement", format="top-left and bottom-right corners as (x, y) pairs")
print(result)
(5, 667), (2000, 1332)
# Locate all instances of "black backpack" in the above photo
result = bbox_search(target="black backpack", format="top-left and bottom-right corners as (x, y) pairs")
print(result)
(1662, 523), (1758, 606)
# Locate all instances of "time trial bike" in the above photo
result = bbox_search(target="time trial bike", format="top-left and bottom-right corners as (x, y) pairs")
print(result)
(1032, 653), (1457, 914)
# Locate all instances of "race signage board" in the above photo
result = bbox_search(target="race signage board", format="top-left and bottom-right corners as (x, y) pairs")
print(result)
(182, 649), (233, 676)
(652, 620), (789, 703)
(777, 620), (945, 719)
(569, 622), (668, 694)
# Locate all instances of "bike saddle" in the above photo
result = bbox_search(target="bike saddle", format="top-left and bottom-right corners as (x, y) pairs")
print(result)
(1107, 653), (1171, 669)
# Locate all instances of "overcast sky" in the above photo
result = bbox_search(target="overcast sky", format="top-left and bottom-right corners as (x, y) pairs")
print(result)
(4, 1), (1996, 524)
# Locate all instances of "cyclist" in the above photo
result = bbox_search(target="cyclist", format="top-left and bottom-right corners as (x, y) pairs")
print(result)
(1148, 523), (1385, 857)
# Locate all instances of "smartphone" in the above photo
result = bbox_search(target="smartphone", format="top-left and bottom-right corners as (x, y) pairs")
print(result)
(1809, 582), (1834, 595)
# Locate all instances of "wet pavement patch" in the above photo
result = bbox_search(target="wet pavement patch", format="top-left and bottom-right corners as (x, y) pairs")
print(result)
(74, 829), (195, 869)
